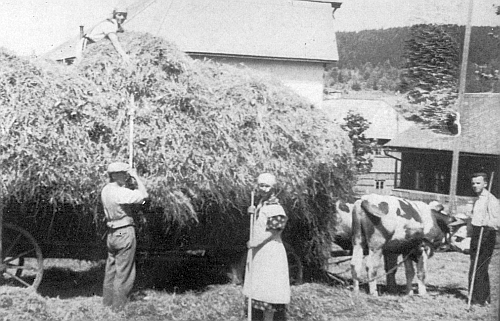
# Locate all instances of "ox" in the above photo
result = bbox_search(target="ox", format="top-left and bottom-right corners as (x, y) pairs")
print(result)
(350, 194), (454, 296)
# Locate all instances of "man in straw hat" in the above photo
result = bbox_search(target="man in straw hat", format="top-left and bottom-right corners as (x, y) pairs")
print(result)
(243, 173), (290, 321)
(75, 5), (131, 64)
(101, 161), (148, 311)
(468, 172), (499, 306)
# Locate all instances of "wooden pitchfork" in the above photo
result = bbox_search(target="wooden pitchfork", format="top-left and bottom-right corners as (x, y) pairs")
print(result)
(247, 190), (255, 321)
(128, 93), (135, 168)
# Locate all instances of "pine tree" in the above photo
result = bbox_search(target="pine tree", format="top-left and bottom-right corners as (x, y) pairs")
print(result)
(401, 24), (460, 131)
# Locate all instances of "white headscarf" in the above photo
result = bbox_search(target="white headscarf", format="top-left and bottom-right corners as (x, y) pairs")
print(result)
(257, 173), (277, 187)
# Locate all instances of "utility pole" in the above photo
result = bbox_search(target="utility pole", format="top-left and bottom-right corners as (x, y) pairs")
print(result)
(448, 0), (474, 215)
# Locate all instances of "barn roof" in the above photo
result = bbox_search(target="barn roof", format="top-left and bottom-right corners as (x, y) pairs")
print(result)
(321, 98), (413, 140)
(44, 0), (340, 63)
(386, 93), (500, 156)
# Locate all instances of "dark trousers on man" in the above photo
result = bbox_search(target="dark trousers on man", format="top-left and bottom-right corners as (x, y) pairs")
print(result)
(468, 225), (496, 305)
(103, 226), (136, 311)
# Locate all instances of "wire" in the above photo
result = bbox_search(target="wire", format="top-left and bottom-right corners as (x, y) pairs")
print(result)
(156, 0), (174, 36)
(125, 0), (159, 24)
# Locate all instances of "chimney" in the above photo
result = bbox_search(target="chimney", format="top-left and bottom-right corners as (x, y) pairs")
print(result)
(79, 26), (85, 39)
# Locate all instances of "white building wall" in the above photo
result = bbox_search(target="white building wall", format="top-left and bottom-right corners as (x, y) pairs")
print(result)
(191, 56), (325, 108)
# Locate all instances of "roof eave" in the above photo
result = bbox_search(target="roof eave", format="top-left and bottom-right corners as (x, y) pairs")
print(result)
(186, 51), (337, 64)
(386, 146), (500, 158)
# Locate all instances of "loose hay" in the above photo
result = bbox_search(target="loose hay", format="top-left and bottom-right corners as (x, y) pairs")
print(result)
(1, 31), (355, 272)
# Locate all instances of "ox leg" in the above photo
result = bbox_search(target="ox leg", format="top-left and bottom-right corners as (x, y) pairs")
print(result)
(416, 249), (429, 296)
(350, 245), (364, 295)
(384, 253), (398, 294)
(366, 249), (383, 296)
(404, 259), (415, 295)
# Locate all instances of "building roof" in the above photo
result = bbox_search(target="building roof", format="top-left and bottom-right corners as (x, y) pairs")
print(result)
(321, 98), (413, 140)
(44, 0), (340, 63)
(386, 93), (500, 156)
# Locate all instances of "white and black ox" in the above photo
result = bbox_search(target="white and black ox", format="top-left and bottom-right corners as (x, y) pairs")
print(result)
(339, 194), (454, 296)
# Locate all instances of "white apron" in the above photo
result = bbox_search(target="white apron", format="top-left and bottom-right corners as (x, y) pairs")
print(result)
(243, 202), (290, 304)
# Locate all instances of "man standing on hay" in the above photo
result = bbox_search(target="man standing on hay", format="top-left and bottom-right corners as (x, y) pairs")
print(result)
(244, 173), (290, 321)
(468, 172), (500, 306)
(75, 6), (131, 64)
(101, 161), (148, 311)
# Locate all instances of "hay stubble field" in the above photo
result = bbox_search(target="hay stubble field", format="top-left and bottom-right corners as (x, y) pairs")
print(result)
(0, 249), (497, 321)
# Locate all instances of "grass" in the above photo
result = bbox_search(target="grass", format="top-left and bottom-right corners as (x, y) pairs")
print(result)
(0, 251), (498, 321)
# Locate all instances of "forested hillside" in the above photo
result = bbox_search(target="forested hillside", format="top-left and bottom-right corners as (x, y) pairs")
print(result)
(327, 25), (500, 94)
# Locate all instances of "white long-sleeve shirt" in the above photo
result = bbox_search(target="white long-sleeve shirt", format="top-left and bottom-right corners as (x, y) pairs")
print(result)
(471, 189), (500, 230)
(101, 182), (146, 228)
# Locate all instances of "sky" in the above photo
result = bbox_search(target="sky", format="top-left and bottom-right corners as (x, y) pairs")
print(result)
(0, 0), (498, 56)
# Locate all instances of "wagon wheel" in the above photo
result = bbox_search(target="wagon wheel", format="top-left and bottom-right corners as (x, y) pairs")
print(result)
(1, 223), (44, 290)
(284, 242), (303, 285)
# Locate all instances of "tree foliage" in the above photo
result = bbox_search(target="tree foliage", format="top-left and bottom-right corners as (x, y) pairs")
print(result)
(328, 26), (500, 97)
(0, 32), (356, 274)
(341, 112), (375, 175)
(325, 62), (402, 93)
(335, 28), (408, 69)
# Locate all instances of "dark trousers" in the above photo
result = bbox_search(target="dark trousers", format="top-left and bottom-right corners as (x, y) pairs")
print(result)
(103, 226), (136, 311)
(468, 225), (496, 305)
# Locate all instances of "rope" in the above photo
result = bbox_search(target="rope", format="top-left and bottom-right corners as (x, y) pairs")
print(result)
(155, 0), (174, 36)
(360, 250), (415, 285)
(125, 0), (158, 24)
(326, 248), (418, 286)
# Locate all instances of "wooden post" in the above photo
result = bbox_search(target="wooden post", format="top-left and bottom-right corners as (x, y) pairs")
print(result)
(449, 0), (474, 215)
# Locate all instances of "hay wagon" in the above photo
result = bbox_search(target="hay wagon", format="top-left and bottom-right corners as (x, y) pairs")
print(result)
(0, 203), (304, 291)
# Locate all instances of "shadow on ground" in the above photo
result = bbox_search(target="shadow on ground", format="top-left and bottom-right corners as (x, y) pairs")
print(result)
(340, 282), (469, 300)
(37, 257), (235, 299)
(37, 264), (105, 298)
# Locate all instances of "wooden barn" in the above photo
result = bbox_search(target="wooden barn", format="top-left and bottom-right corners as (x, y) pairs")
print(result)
(44, 0), (342, 108)
(386, 93), (500, 213)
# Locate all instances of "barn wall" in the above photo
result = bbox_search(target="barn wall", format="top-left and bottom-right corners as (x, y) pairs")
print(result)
(396, 150), (499, 213)
(400, 151), (452, 195)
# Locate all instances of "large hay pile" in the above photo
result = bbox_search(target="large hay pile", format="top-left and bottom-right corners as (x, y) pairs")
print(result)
(0, 32), (355, 274)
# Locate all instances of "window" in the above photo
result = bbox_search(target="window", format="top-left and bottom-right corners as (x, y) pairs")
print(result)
(375, 180), (385, 189)
(433, 172), (446, 193)
(415, 170), (425, 190)
(374, 147), (384, 156)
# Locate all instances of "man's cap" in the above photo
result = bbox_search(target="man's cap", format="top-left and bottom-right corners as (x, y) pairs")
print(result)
(113, 6), (128, 13)
(107, 162), (129, 173)
(257, 173), (277, 187)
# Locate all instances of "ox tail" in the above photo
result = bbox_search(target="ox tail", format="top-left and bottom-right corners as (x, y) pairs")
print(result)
(351, 200), (369, 255)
